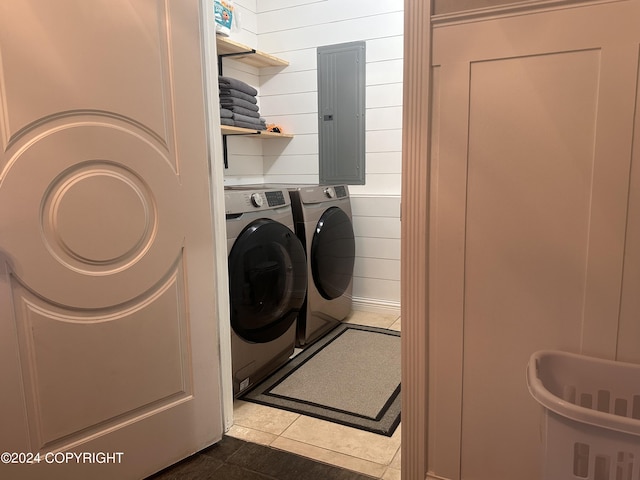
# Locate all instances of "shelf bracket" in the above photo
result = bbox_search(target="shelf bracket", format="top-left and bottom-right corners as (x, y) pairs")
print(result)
(222, 131), (262, 169)
(218, 46), (259, 168)
(217, 49), (257, 75)
(217, 42), (268, 168)
(222, 134), (228, 169)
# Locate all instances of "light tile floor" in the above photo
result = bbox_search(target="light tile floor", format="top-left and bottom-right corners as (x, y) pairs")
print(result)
(227, 310), (402, 480)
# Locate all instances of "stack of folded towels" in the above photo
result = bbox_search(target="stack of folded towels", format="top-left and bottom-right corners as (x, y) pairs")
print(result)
(219, 75), (266, 131)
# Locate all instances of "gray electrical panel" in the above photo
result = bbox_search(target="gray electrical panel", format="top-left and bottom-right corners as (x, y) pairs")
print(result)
(317, 41), (366, 185)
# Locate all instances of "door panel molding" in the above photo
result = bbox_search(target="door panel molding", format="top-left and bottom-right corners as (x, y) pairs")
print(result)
(0, 1), (170, 149)
(11, 256), (191, 451)
(1, 123), (185, 309)
(4, 111), (170, 152)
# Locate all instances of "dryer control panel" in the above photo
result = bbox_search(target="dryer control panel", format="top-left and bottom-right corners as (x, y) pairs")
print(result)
(297, 185), (350, 204)
(334, 185), (347, 198)
(323, 186), (336, 199)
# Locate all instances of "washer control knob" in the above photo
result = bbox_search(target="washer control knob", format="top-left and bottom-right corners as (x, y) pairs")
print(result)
(324, 187), (335, 199)
(250, 193), (264, 207)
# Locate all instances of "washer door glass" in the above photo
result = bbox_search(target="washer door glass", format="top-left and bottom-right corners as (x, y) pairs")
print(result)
(311, 206), (355, 300)
(228, 218), (307, 343)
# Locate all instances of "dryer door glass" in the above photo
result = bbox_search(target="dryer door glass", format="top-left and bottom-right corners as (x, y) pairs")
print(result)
(311, 206), (355, 300)
(228, 219), (307, 343)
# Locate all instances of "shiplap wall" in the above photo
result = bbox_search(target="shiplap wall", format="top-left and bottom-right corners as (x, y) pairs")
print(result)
(350, 196), (401, 309)
(218, 0), (403, 310)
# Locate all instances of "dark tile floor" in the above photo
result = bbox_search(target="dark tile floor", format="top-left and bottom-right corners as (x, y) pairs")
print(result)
(147, 436), (376, 480)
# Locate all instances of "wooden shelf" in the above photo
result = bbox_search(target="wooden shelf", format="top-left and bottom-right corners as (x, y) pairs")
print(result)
(221, 125), (259, 135)
(216, 36), (289, 69)
(259, 130), (293, 138)
(221, 125), (293, 138)
(217, 37), (291, 169)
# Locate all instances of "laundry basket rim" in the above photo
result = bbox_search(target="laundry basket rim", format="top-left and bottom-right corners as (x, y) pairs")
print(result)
(527, 350), (640, 438)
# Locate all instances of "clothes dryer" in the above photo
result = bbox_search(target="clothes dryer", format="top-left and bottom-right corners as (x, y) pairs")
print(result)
(224, 187), (307, 396)
(287, 185), (355, 347)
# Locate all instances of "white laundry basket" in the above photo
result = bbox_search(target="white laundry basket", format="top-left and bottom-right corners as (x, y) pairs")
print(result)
(527, 351), (640, 480)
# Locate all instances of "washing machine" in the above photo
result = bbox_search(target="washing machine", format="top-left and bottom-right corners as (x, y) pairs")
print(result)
(225, 184), (356, 347)
(286, 184), (355, 347)
(224, 187), (307, 396)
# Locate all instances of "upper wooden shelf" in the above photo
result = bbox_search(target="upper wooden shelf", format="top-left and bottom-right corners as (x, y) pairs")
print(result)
(221, 125), (293, 138)
(216, 36), (289, 69)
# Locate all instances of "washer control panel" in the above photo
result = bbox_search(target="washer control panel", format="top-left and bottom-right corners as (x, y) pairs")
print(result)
(250, 193), (264, 207)
(224, 189), (289, 215)
(244, 190), (287, 209)
(248, 191), (286, 208)
(264, 190), (286, 207)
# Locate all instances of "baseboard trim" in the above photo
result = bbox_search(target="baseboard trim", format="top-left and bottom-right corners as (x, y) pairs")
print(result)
(352, 297), (401, 316)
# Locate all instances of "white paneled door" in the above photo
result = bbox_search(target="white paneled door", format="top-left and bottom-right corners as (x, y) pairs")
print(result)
(0, 1), (224, 479)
